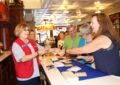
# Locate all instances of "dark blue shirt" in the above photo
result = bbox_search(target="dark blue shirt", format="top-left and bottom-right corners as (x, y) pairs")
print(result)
(93, 34), (120, 76)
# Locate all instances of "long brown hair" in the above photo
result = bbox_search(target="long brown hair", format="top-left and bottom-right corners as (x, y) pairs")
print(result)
(93, 13), (120, 44)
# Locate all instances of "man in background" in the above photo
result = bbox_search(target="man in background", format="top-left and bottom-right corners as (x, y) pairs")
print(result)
(64, 25), (81, 58)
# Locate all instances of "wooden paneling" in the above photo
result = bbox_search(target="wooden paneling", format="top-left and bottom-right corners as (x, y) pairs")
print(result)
(9, 3), (24, 43)
(0, 54), (17, 85)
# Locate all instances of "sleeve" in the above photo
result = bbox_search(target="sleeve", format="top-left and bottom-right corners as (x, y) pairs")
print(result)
(37, 43), (44, 50)
(79, 38), (86, 47)
(12, 42), (25, 62)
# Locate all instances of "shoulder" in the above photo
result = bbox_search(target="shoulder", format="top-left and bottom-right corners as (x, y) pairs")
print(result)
(64, 35), (71, 40)
(79, 38), (85, 42)
(76, 32), (80, 35)
(12, 42), (22, 52)
(59, 39), (64, 42)
(12, 42), (19, 48)
(28, 38), (35, 43)
(65, 35), (70, 38)
(94, 35), (112, 49)
(80, 37), (85, 40)
(95, 35), (111, 42)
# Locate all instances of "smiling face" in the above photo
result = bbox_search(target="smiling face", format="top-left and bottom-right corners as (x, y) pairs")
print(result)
(19, 27), (29, 40)
(59, 32), (65, 40)
(90, 16), (100, 34)
(68, 27), (76, 38)
(29, 30), (36, 40)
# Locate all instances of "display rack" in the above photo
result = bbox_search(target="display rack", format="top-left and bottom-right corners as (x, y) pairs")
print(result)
(109, 12), (120, 35)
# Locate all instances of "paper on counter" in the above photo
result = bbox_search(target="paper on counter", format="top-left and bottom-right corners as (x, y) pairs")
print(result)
(62, 60), (72, 63)
(54, 62), (64, 67)
(64, 63), (73, 67)
(67, 66), (81, 72)
(62, 71), (79, 82)
(60, 59), (73, 66)
(51, 57), (58, 61)
(74, 72), (87, 77)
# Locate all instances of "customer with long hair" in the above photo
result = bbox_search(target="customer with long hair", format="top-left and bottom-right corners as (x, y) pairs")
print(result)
(67, 13), (120, 76)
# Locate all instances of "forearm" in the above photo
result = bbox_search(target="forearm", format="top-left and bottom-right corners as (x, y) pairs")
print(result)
(66, 48), (81, 54)
(20, 52), (38, 62)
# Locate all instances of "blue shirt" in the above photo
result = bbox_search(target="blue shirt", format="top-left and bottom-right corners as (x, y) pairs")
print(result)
(78, 38), (91, 67)
(79, 38), (87, 47)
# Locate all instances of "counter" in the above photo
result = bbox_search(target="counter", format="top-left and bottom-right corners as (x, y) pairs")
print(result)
(40, 56), (120, 85)
(0, 51), (11, 62)
(0, 50), (17, 85)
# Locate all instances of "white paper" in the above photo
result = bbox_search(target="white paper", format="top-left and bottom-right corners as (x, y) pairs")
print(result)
(67, 66), (81, 72)
(54, 62), (64, 67)
(74, 72), (87, 77)
(62, 71), (79, 82)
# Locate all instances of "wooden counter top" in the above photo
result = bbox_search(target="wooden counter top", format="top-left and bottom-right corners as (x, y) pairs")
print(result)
(0, 51), (11, 62)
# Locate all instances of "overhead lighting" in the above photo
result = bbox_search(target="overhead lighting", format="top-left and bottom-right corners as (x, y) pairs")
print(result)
(37, 19), (56, 31)
(94, 1), (102, 14)
(95, 10), (101, 13)
(76, 10), (81, 14)
(78, 18), (81, 21)
(63, 5), (69, 14)
(94, 1), (101, 5)
(63, 10), (69, 14)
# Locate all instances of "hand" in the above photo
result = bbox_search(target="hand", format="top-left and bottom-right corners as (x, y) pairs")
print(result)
(38, 50), (45, 55)
(49, 48), (60, 53)
(85, 56), (94, 63)
(77, 56), (84, 59)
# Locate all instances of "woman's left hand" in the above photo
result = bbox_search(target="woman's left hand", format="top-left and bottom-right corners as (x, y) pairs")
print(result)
(38, 50), (45, 55)
(85, 56), (94, 63)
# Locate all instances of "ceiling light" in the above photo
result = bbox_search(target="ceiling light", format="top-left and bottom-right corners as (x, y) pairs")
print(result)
(64, 10), (69, 14)
(94, 1), (101, 5)
(63, 5), (69, 14)
(78, 19), (81, 21)
(37, 19), (56, 31)
(94, 1), (102, 14)
(76, 10), (81, 14)
(95, 10), (101, 13)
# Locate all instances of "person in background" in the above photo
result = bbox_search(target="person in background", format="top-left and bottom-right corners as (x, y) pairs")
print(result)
(54, 36), (58, 48)
(78, 23), (94, 67)
(65, 31), (69, 36)
(57, 31), (65, 50)
(64, 25), (81, 58)
(29, 29), (37, 41)
(0, 41), (3, 49)
(67, 13), (120, 76)
(64, 25), (80, 49)
(11, 23), (45, 85)
(0, 41), (3, 53)
(79, 23), (93, 47)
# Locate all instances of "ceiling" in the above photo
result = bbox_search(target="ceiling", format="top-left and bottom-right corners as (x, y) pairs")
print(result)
(23, 0), (120, 27)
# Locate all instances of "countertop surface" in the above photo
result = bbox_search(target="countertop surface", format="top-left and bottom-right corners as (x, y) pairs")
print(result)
(0, 51), (11, 62)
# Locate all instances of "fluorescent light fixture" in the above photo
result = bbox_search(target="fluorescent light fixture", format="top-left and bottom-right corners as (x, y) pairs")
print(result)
(22, 0), (43, 9)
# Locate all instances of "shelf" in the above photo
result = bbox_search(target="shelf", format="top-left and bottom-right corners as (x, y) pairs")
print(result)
(109, 12), (120, 35)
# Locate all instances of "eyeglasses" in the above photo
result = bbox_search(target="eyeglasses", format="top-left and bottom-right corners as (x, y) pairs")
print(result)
(24, 29), (30, 32)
